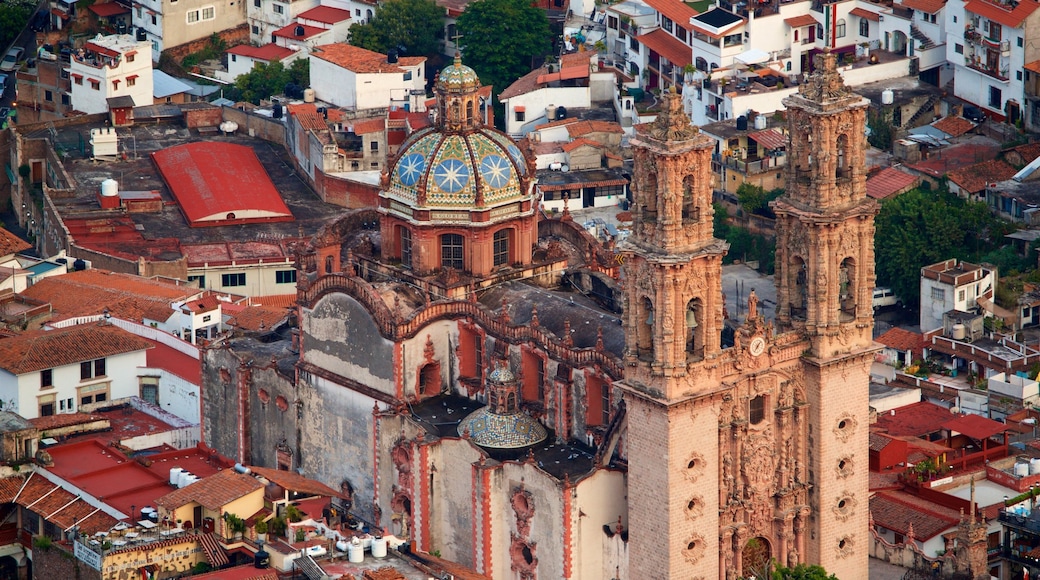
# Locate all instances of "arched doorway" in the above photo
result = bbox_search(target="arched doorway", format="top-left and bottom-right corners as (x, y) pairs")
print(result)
(742, 536), (772, 579)
(892, 31), (908, 56)
(0, 556), (17, 580)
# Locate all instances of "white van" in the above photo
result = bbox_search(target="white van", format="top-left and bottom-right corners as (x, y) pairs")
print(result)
(872, 287), (901, 309)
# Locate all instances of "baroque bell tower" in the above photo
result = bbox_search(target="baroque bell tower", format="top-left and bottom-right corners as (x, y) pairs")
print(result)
(772, 50), (878, 578)
(618, 88), (729, 579)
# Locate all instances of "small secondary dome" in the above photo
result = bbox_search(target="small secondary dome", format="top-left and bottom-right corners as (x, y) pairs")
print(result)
(437, 53), (480, 92)
(457, 362), (547, 451)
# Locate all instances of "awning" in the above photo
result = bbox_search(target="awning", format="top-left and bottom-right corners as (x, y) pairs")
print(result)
(735, 48), (770, 66)
(89, 2), (130, 17)
(850, 7), (880, 21)
(126, 74), (138, 80)
(514, 105), (525, 113)
(747, 129), (786, 150)
(784, 14), (818, 28)
(942, 414), (1009, 441)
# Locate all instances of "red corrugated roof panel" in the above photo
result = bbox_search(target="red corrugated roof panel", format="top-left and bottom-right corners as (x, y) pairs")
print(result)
(297, 5), (351, 23)
(89, 2), (129, 16)
(151, 143), (293, 227)
(964, 0), (1038, 28)
(226, 44), (294, 62)
(636, 29), (693, 67)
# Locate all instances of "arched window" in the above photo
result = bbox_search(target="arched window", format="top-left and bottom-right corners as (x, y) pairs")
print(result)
(400, 227), (412, 268)
(441, 233), (464, 270)
(325, 255), (334, 274)
(836, 18), (846, 38)
(686, 298), (703, 359)
(840, 257), (857, 319)
(836, 134), (849, 178)
(749, 395), (766, 424)
(493, 230), (510, 267)
(695, 57), (708, 72)
(682, 175), (698, 221)
(790, 257), (808, 320)
(638, 297), (654, 360)
(466, 100), (474, 123)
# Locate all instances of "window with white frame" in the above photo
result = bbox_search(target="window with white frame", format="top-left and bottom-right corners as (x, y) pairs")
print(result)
(931, 287), (945, 301)
(273, 3), (284, 13)
(187, 9), (199, 22)
(202, 6), (215, 19)
(836, 19), (845, 38)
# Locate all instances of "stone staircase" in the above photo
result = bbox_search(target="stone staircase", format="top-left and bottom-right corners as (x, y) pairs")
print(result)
(910, 24), (937, 49)
(904, 94), (940, 129)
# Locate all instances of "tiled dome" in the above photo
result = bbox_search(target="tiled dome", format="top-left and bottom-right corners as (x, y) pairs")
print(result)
(385, 119), (530, 210)
(437, 53), (480, 92)
(488, 365), (515, 384)
(457, 408), (548, 450)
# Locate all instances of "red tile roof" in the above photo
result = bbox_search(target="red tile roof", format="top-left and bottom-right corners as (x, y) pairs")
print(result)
(876, 327), (925, 352)
(155, 469), (262, 511)
(500, 68), (544, 100)
(0, 324), (152, 375)
(874, 401), (959, 438)
(152, 143), (294, 227)
(866, 167), (919, 200)
(747, 129), (785, 151)
(146, 339), (201, 385)
(870, 491), (960, 540)
(898, 0), (946, 14)
(226, 44), (294, 62)
(248, 466), (345, 498)
(0, 476), (24, 503)
(946, 159), (1016, 194)
(784, 14), (818, 27)
(89, 2), (129, 16)
(942, 413), (1009, 440)
(226, 305), (289, 332)
(932, 115), (976, 137)
(273, 22), (326, 40)
(870, 432), (896, 452)
(349, 117), (385, 134)
(561, 138), (603, 153)
(20, 269), (198, 324)
(964, 0), (1039, 28)
(0, 229), (32, 258)
(287, 103), (328, 132)
(644, 0), (699, 30)
(1005, 142), (1040, 164)
(191, 564), (279, 580)
(311, 44), (425, 74)
(29, 413), (106, 431)
(850, 6), (881, 20)
(296, 5), (351, 23)
(250, 294), (296, 308)
(1027, 59), (1040, 74)
(636, 28), (692, 68)
(565, 120), (624, 138)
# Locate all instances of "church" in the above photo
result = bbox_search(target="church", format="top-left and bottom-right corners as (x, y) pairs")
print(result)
(202, 50), (877, 580)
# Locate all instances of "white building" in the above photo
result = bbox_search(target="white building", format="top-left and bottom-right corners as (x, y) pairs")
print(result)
(133, 0), (247, 61)
(919, 258), (996, 332)
(0, 324), (152, 419)
(247, 0), (320, 47)
(225, 44), (300, 81)
(69, 34), (153, 115)
(499, 52), (617, 136)
(945, 0), (1037, 123)
(309, 43), (425, 110)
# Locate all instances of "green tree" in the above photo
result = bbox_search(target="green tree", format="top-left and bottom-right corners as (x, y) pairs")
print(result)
(227, 59), (309, 104)
(0, 4), (32, 49)
(736, 182), (783, 218)
(874, 187), (1017, 309)
(867, 109), (894, 150)
(772, 563), (838, 580)
(348, 0), (444, 59)
(456, 0), (552, 97)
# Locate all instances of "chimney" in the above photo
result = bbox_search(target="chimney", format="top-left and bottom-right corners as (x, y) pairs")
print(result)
(387, 49), (398, 64)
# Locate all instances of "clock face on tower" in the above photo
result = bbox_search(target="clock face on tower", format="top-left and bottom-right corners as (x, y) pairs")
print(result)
(749, 336), (766, 357)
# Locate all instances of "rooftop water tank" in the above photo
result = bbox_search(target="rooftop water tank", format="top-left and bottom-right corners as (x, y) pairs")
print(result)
(303, 88), (315, 103)
(736, 116), (748, 131)
(1030, 458), (1040, 475)
(177, 471), (192, 488)
(347, 539), (364, 563)
(952, 324), (966, 340)
(881, 89), (894, 105)
(169, 467), (183, 486)
(254, 549), (270, 568)
(100, 178), (118, 198)
(1016, 462), (1029, 477)
(371, 536), (388, 558)
(754, 115), (767, 130)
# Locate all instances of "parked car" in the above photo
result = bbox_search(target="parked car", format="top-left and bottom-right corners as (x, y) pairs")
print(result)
(963, 105), (986, 124)
(0, 47), (23, 72)
(872, 287), (902, 310)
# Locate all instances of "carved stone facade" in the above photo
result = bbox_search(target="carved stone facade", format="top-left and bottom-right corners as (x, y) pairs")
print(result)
(619, 52), (877, 580)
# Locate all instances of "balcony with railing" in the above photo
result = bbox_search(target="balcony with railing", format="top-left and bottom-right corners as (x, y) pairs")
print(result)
(712, 153), (787, 174)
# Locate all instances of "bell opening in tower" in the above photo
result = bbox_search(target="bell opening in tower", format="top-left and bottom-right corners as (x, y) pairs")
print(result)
(685, 298), (704, 361)
(790, 258), (808, 321)
(839, 257), (857, 321)
(638, 297), (654, 362)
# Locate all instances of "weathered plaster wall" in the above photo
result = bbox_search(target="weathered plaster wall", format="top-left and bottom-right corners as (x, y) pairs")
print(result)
(302, 293), (394, 394)
(424, 438), (482, 568)
(573, 468), (627, 580)
(489, 462), (566, 580)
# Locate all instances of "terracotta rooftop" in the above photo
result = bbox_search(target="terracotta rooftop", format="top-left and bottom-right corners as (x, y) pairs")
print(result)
(190, 564), (279, 580)
(350, 117), (386, 135)
(873, 401), (960, 438)
(898, 0), (946, 13)
(964, 0), (1039, 29)
(500, 67), (546, 100)
(906, 141), (1000, 177)
(849, 6), (880, 20)
(932, 115), (976, 137)
(866, 167), (919, 200)
(0, 323), (153, 375)
(565, 120), (624, 138)
(561, 138), (603, 153)
(635, 29), (692, 68)
(870, 432), (896, 452)
(288, 103), (328, 132)
(0, 230), (30, 258)
(747, 128), (786, 151)
(154, 469), (262, 511)
(311, 44), (425, 74)
(250, 294), (297, 308)
(273, 22), (326, 40)
(248, 466), (345, 498)
(1004, 142), (1040, 165)
(946, 159), (1016, 194)
(13, 472), (119, 534)
(226, 304), (290, 332)
(784, 13), (818, 27)
(1027, 59), (1040, 74)
(876, 327), (925, 352)
(942, 413), (1009, 440)
(870, 491), (960, 540)
(29, 412), (106, 431)
(297, 5), (351, 23)
(644, 0), (699, 29)
(225, 44), (294, 62)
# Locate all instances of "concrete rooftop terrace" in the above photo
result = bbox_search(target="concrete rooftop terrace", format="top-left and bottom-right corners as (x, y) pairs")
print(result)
(21, 118), (345, 252)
